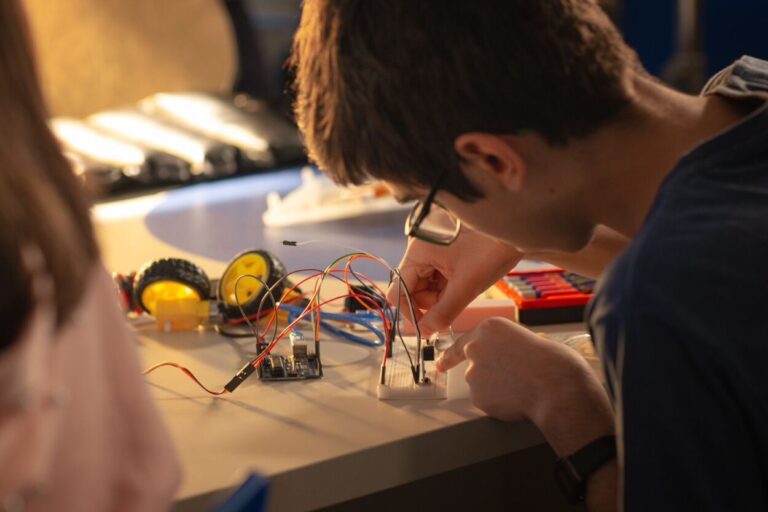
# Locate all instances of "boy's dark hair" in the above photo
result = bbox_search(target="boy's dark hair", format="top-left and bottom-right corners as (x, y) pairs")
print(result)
(290, 0), (636, 199)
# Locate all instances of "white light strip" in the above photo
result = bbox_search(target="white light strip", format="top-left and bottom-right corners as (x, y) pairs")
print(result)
(150, 93), (269, 153)
(89, 111), (208, 172)
(51, 118), (146, 166)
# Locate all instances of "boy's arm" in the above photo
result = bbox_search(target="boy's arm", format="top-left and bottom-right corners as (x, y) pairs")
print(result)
(388, 225), (629, 334)
(528, 226), (629, 279)
(436, 318), (618, 511)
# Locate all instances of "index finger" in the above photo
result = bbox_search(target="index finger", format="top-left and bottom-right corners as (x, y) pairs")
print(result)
(435, 331), (471, 372)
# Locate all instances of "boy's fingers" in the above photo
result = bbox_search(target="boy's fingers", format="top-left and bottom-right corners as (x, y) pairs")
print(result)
(436, 332), (470, 372)
(386, 267), (426, 325)
(418, 278), (477, 335)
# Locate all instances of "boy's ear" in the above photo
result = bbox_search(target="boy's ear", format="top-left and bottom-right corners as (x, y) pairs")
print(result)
(454, 132), (527, 192)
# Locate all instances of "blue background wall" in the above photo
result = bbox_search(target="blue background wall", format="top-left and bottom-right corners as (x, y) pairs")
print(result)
(242, 0), (768, 98)
(619, 0), (768, 77)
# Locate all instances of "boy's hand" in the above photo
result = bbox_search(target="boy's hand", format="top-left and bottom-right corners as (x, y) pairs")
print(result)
(386, 229), (522, 335)
(437, 318), (614, 456)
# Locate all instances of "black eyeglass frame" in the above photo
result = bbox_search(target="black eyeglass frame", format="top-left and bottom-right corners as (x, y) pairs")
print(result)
(403, 171), (461, 246)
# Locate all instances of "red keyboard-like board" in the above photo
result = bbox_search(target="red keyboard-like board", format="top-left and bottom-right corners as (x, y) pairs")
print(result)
(495, 269), (595, 325)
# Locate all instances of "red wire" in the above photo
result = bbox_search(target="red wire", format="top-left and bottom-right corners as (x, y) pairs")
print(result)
(343, 256), (391, 319)
(246, 267), (389, 342)
(342, 255), (395, 366)
(250, 292), (390, 370)
(222, 270), (329, 343)
(143, 362), (228, 395)
(226, 293), (305, 325)
(142, 266), (394, 395)
(252, 271), (327, 341)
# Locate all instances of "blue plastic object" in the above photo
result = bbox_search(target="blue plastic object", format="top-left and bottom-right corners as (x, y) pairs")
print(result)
(214, 473), (269, 512)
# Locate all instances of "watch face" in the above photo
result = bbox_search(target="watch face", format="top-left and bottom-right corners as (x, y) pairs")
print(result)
(554, 458), (585, 505)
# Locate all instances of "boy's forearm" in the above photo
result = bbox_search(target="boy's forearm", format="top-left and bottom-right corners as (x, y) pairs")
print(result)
(586, 461), (618, 512)
(531, 365), (618, 512)
(527, 225), (629, 279)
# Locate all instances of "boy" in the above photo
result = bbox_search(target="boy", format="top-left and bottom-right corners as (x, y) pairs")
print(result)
(290, 1), (768, 510)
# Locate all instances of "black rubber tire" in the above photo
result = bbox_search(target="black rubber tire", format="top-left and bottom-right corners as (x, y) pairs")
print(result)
(218, 249), (286, 319)
(133, 258), (211, 314)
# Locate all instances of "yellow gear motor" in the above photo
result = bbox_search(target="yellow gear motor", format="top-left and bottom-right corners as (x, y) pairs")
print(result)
(218, 249), (286, 318)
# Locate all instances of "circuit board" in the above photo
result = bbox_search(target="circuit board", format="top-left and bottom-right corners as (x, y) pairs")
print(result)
(258, 335), (322, 381)
(259, 353), (321, 381)
(377, 336), (447, 400)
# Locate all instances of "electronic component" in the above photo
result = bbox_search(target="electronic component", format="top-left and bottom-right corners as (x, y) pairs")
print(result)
(225, 362), (257, 393)
(124, 250), (287, 332)
(222, 333), (321, 390)
(343, 284), (388, 313)
(266, 355), (285, 377)
(495, 269), (595, 325)
(217, 249), (286, 319)
(258, 351), (321, 381)
(429, 331), (457, 352)
(256, 331), (322, 382)
(289, 331), (316, 357)
(132, 258), (212, 316)
(378, 336), (447, 400)
(142, 247), (405, 395)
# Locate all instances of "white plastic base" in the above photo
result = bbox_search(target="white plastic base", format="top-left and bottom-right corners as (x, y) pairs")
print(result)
(377, 337), (447, 400)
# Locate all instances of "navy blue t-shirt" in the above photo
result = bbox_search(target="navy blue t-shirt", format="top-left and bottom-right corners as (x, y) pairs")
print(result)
(589, 57), (768, 511)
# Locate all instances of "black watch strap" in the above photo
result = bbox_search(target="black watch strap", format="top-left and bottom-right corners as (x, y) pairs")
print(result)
(554, 434), (617, 505)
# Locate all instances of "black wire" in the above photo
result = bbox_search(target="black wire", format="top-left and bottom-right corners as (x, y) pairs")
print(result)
(241, 267), (387, 346)
(390, 267), (418, 381)
(278, 244), (421, 381)
(391, 266), (421, 341)
(339, 260), (418, 381)
(218, 257), (406, 389)
(250, 269), (314, 347)
(344, 260), (417, 375)
(215, 323), (259, 338)
(234, 274), (279, 349)
(223, 259), (421, 383)
(345, 263), (381, 308)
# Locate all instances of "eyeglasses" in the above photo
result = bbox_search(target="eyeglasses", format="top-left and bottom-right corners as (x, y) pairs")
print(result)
(404, 172), (461, 246)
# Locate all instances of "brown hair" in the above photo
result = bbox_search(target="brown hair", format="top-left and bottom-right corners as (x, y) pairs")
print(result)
(291, 0), (635, 199)
(0, 0), (98, 348)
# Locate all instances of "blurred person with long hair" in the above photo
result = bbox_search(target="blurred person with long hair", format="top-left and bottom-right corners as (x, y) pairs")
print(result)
(0, 1), (179, 509)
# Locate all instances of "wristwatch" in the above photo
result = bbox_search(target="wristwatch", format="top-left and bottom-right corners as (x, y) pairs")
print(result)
(554, 435), (617, 505)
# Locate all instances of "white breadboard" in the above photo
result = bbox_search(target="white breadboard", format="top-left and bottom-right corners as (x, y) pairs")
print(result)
(377, 337), (447, 400)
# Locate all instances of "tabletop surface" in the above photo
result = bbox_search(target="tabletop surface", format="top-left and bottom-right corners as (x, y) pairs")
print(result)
(93, 168), (583, 511)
